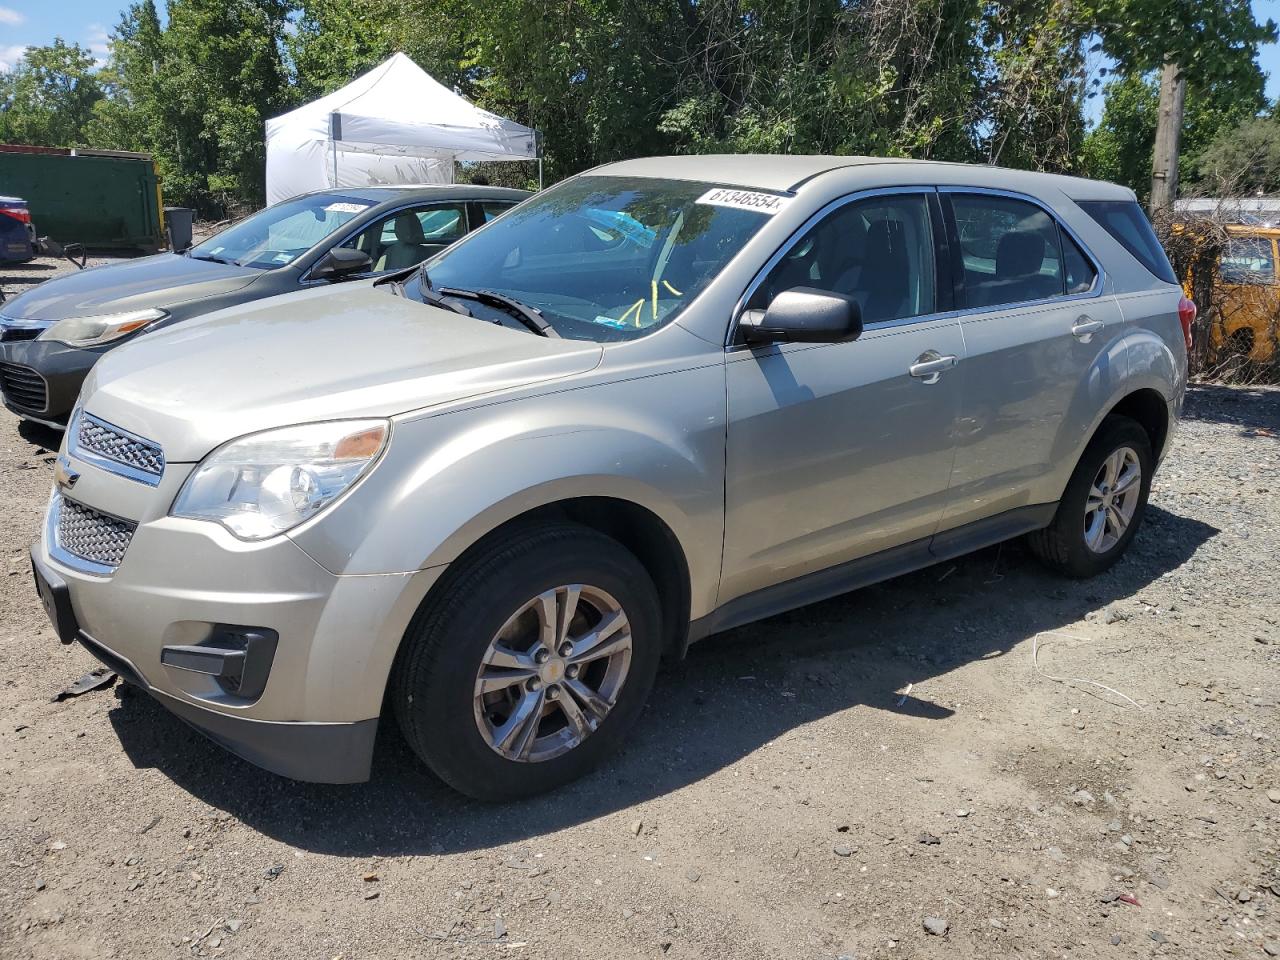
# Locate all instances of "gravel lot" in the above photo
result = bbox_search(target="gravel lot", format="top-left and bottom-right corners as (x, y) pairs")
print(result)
(1, 253), (1278, 959)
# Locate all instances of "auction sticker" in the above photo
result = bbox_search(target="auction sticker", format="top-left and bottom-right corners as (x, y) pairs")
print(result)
(696, 188), (790, 215)
(324, 202), (370, 214)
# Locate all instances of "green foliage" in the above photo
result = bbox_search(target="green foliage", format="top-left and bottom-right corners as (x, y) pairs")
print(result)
(1197, 116), (1280, 193)
(1084, 0), (1276, 87)
(3, 0), (1276, 210)
(87, 0), (292, 213)
(1081, 60), (1267, 198)
(0, 40), (104, 147)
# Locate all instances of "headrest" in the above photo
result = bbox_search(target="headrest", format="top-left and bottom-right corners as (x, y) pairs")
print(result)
(393, 213), (426, 244)
(996, 229), (1047, 278)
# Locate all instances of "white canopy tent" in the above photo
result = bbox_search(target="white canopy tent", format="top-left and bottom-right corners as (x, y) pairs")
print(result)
(265, 53), (539, 204)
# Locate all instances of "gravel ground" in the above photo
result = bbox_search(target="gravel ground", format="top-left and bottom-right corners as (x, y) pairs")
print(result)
(0, 256), (1277, 959)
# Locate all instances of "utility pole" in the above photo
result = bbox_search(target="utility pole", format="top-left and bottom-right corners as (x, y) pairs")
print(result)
(1149, 62), (1186, 215)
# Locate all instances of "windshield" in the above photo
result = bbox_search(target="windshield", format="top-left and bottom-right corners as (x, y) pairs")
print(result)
(188, 194), (374, 269)
(1220, 236), (1277, 285)
(403, 176), (777, 341)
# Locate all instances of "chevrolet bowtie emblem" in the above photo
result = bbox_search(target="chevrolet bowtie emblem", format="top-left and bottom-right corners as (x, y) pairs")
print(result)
(54, 455), (80, 491)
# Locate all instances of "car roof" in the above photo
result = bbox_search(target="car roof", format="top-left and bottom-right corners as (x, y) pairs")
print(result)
(302, 184), (531, 204)
(589, 155), (1133, 202)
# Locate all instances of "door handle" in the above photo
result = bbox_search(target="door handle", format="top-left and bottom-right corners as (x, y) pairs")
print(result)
(908, 351), (958, 384)
(1071, 316), (1105, 342)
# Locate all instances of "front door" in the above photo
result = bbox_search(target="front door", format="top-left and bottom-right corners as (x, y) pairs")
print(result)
(720, 190), (965, 606)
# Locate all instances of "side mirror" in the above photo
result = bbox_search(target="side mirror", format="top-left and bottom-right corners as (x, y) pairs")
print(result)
(311, 247), (373, 281)
(739, 287), (863, 345)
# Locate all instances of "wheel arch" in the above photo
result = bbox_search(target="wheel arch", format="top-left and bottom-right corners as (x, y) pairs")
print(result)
(1106, 387), (1171, 460)
(410, 495), (694, 662)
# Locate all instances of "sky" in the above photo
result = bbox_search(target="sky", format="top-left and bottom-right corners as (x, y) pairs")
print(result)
(1, 0), (1280, 126)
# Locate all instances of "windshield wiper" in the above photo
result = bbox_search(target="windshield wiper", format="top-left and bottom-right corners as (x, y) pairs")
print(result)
(422, 286), (473, 317)
(375, 266), (472, 316)
(190, 253), (233, 265)
(439, 287), (559, 338)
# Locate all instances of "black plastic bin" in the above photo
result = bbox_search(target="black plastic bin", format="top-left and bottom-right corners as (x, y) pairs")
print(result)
(164, 206), (194, 252)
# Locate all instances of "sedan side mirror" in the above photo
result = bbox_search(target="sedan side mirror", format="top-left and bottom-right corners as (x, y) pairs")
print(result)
(739, 287), (863, 345)
(311, 247), (373, 281)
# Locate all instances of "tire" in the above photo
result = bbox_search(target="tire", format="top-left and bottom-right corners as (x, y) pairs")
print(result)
(392, 523), (662, 800)
(1027, 415), (1154, 579)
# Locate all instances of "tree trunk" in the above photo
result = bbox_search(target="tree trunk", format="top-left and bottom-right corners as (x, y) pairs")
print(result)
(1150, 62), (1186, 215)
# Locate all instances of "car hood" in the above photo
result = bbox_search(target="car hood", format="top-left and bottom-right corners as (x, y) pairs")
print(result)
(0, 253), (261, 321)
(82, 285), (604, 462)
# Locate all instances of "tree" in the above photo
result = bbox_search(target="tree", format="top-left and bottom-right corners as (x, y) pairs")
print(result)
(1081, 61), (1267, 198)
(1081, 0), (1275, 210)
(1197, 116), (1280, 194)
(977, 0), (1089, 171)
(0, 40), (104, 146)
(89, 0), (293, 213)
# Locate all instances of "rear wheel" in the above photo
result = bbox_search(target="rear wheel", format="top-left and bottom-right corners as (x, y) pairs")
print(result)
(392, 523), (662, 800)
(1027, 416), (1153, 579)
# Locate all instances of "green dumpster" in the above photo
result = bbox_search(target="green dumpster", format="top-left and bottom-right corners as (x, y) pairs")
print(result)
(0, 145), (165, 252)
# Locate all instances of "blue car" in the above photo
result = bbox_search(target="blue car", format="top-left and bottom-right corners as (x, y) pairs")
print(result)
(0, 195), (36, 262)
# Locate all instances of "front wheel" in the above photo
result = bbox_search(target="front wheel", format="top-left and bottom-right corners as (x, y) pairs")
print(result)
(392, 523), (662, 800)
(1027, 415), (1154, 579)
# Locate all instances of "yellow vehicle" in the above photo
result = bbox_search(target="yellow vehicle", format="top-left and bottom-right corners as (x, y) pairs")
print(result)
(1189, 224), (1280, 364)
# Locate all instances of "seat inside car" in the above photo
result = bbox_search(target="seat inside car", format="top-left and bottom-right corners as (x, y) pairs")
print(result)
(376, 213), (432, 271)
(981, 229), (1061, 305)
(836, 219), (909, 324)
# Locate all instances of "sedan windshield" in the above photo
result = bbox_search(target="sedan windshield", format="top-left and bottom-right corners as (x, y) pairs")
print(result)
(188, 194), (374, 269)
(404, 176), (777, 341)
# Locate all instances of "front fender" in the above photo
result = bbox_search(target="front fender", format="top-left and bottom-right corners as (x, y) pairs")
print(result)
(288, 365), (728, 619)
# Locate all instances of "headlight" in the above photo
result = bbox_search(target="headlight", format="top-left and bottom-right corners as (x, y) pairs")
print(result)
(171, 420), (389, 540)
(37, 308), (167, 346)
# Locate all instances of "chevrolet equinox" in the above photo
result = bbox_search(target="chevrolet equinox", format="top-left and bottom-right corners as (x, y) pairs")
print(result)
(30, 156), (1192, 800)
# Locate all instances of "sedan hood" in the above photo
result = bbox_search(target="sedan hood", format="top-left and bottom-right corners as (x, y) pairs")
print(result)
(82, 285), (604, 462)
(0, 253), (260, 321)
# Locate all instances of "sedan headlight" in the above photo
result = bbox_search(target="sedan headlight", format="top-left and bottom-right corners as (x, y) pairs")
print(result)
(171, 420), (389, 540)
(37, 308), (168, 347)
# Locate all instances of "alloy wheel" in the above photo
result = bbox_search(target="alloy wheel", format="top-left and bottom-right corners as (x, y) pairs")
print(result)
(1083, 445), (1142, 554)
(473, 584), (633, 762)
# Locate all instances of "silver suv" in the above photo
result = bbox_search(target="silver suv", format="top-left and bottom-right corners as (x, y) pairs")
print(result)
(30, 157), (1192, 799)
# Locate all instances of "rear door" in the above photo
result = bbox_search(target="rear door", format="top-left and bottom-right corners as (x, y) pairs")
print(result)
(936, 188), (1122, 532)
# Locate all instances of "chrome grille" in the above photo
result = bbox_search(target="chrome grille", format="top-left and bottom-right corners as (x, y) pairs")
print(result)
(77, 413), (165, 479)
(0, 362), (48, 412)
(55, 495), (136, 570)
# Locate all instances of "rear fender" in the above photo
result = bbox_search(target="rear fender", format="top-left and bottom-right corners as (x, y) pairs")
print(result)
(1035, 329), (1176, 503)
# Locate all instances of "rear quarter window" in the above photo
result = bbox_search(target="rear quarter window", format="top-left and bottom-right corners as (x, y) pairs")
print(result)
(1076, 200), (1177, 285)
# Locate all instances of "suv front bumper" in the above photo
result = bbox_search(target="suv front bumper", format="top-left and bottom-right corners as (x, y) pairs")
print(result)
(32, 494), (443, 783)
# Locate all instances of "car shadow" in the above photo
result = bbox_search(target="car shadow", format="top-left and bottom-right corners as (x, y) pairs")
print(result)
(1183, 382), (1280, 434)
(16, 418), (63, 452)
(107, 505), (1217, 856)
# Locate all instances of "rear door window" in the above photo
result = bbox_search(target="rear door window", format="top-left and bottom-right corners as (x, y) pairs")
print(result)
(1062, 232), (1098, 294)
(1076, 200), (1177, 284)
(950, 194), (1066, 308)
(479, 201), (518, 224)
